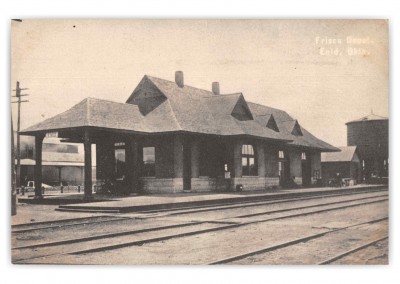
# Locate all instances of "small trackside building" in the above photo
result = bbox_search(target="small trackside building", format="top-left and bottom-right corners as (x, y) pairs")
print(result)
(321, 146), (362, 186)
(20, 71), (338, 198)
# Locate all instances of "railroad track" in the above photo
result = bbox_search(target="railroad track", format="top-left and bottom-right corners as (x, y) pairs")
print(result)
(318, 236), (389, 265)
(139, 188), (388, 217)
(12, 188), (387, 234)
(12, 194), (388, 241)
(11, 215), (131, 234)
(208, 217), (388, 265)
(12, 194), (388, 263)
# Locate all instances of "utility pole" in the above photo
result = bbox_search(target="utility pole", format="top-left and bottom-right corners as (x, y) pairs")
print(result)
(11, 117), (16, 215)
(12, 81), (29, 189)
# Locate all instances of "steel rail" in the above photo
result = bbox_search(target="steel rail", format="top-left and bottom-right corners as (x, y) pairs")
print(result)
(318, 236), (389, 265)
(209, 217), (388, 265)
(13, 197), (388, 263)
(12, 195), (387, 250)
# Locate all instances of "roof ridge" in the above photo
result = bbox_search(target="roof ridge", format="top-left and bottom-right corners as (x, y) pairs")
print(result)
(86, 96), (139, 107)
(247, 101), (290, 115)
(203, 93), (243, 98)
(164, 100), (183, 130)
(146, 75), (215, 96)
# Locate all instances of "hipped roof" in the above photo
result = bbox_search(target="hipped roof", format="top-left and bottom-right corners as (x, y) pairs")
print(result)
(321, 146), (359, 162)
(248, 102), (338, 151)
(21, 75), (338, 151)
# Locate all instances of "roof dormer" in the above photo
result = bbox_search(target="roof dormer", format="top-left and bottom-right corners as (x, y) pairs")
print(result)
(231, 95), (254, 121)
(126, 76), (167, 115)
(291, 120), (303, 136)
(266, 114), (279, 132)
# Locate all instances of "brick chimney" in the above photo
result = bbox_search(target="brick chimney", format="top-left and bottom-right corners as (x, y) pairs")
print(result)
(175, 71), (184, 88)
(212, 82), (220, 95)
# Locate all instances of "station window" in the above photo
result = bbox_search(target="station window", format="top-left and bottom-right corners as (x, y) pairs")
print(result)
(142, 147), (155, 177)
(24, 145), (34, 159)
(301, 152), (307, 160)
(242, 144), (257, 176)
(279, 150), (284, 159)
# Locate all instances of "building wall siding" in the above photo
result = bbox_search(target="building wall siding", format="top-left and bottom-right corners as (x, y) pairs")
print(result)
(288, 148), (302, 183)
(124, 135), (325, 193)
(155, 136), (174, 178)
(321, 162), (351, 180)
(265, 146), (279, 177)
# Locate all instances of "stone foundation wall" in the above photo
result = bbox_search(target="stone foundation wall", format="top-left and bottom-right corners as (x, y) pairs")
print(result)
(140, 176), (281, 193)
(265, 177), (280, 188)
(186, 177), (230, 192)
(140, 177), (183, 194)
(191, 177), (216, 192)
(231, 177), (280, 191)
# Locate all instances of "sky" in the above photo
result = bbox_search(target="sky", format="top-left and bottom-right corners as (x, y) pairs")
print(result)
(11, 19), (388, 147)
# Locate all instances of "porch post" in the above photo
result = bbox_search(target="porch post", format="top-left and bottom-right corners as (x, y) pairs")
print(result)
(34, 133), (45, 199)
(126, 136), (140, 194)
(233, 140), (242, 178)
(58, 167), (62, 185)
(191, 140), (200, 178)
(84, 129), (93, 199)
(173, 135), (184, 178)
(257, 142), (266, 177)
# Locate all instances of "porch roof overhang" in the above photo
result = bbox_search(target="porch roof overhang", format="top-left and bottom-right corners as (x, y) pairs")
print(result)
(19, 97), (294, 144)
(16, 158), (84, 167)
(20, 125), (294, 144)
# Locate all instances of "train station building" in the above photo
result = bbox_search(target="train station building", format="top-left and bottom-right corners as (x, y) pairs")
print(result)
(20, 71), (338, 198)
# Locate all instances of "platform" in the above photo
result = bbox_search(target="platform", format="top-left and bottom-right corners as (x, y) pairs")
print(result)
(46, 185), (388, 213)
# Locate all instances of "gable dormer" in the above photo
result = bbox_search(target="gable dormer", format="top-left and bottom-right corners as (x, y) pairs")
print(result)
(291, 120), (303, 136)
(126, 76), (167, 115)
(266, 114), (279, 132)
(231, 95), (254, 121)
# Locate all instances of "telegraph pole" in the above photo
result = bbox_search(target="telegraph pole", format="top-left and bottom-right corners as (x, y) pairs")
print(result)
(12, 81), (29, 189)
(11, 117), (16, 215)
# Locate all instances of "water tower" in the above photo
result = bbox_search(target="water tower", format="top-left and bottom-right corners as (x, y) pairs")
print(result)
(346, 112), (388, 180)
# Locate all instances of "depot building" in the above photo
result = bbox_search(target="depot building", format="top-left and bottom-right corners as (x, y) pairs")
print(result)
(21, 71), (338, 198)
